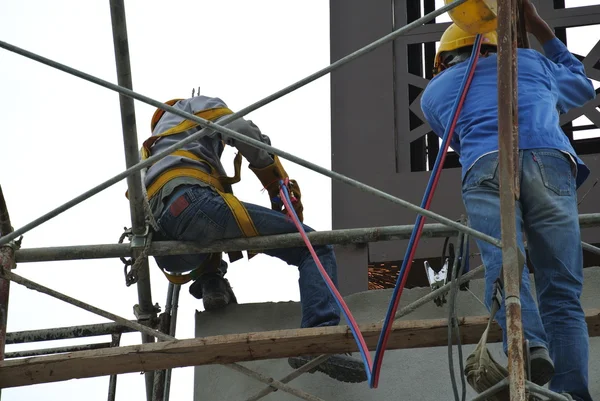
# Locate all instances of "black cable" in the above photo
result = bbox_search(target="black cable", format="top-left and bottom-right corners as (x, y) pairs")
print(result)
(448, 233), (463, 401)
(448, 231), (469, 401)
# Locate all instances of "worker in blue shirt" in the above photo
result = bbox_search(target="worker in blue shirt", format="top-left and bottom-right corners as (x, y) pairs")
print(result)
(420, 2), (596, 400)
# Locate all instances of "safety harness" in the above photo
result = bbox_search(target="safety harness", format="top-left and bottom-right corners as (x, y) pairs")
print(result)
(132, 100), (260, 285)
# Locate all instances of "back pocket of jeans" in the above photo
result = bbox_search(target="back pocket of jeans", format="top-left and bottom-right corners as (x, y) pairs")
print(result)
(462, 153), (499, 192)
(531, 150), (572, 196)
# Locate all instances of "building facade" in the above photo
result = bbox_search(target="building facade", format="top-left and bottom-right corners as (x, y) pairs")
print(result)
(330, 0), (600, 295)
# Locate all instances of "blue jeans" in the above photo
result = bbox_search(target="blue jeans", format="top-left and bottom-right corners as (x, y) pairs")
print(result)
(462, 149), (591, 401)
(153, 184), (341, 329)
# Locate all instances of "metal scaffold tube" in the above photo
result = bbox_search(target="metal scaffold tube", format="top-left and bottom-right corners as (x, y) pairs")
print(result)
(0, 186), (15, 401)
(11, 214), (600, 264)
(497, 0), (526, 399)
(6, 321), (139, 344)
(108, 0), (157, 398)
(0, 0), (500, 251)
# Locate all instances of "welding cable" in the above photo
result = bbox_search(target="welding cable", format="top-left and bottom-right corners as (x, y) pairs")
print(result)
(370, 34), (485, 388)
(279, 179), (373, 382)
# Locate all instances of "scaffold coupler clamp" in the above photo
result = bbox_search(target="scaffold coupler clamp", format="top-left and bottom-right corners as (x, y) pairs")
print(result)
(424, 258), (449, 307)
(119, 224), (152, 287)
(0, 236), (22, 273)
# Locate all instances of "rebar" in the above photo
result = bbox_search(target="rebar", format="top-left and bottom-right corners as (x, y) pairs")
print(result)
(497, 0), (526, 400)
(108, 0), (156, 397)
(0, 2), (499, 250)
(6, 321), (138, 344)
(5, 342), (111, 359)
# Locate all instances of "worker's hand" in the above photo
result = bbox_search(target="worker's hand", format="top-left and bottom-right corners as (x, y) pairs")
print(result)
(267, 179), (304, 221)
(521, 0), (555, 44)
(284, 179), (304, 222)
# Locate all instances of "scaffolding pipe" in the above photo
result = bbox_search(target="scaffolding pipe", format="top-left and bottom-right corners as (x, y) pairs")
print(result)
(107, 334), (121, 401)
(152, 283), (175, 401)
(164, 284), (181, 401)
(12, 215), (600, 264)
(2, 270), (316, 399)
(0, 186), (14, 401)
(525, 381), (570, 401)
(12, 223), (464, 263)
(497, 0), (526, 400)
(2, 271), (172, 342)
(225, 363), (325, 401)
(6, 321), (139, 344)
(5, 342), (111, 359)
(0, 2), (501, 251)
(108, 1), (157, 398)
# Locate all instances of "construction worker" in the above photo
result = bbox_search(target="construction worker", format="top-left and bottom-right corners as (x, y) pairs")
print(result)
(140, 94), (366, 383)
(420, 2), (595, 401)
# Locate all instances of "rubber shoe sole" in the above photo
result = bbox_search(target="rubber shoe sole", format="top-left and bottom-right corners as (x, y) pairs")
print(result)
(529, 347), (555, 386)
(288, 354), (367, 383)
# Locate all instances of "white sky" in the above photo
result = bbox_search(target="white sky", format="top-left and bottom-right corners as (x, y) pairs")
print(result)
(1, 1), (598, 401)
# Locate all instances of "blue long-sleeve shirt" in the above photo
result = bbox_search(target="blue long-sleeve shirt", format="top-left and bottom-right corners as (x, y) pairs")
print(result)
(421, 38), (596, 188)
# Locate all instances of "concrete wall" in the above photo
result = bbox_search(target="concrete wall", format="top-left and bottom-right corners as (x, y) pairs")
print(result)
(194, 268), (600, 401)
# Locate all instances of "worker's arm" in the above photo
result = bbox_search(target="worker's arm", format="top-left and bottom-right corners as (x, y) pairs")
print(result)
(524, 0), (596, 112)
(215, 116), (305, 221)
(215, 117), (275, 169)
(421, 90), (462, 155)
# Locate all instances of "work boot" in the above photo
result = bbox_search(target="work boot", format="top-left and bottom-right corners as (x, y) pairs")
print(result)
(529, 347), (555, 386)
(287, 354), (367, 383)
(189, 273), (238, 311)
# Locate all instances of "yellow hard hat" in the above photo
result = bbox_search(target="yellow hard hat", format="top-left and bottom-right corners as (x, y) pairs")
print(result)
(434, 23), (498, 74)
(444, 0), (497, 35)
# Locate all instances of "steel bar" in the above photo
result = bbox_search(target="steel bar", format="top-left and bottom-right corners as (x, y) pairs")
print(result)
(225, 363), (325, 401)
(245, 354), (332, 401)
(2, 270), (172, 341)
(108, 1), (156, 398)
(470, 378), (510, 401)
(6, 321), (139, 344)
(497, 1), (526, 400)
(525, 381), (570, 401)
(107, 334), (121, 401)
(164, 284), (180, 401)
(0, 186), (14, 401)
(0, 2), (500, 250)
(5, 342), (111, 359)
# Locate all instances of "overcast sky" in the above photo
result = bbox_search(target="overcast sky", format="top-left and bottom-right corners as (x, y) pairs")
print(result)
(1, 1), (598, 400)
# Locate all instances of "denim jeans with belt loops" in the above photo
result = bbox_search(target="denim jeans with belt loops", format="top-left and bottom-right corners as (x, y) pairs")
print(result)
(462, 148), (591, 401)
(153, 184), (341, 329)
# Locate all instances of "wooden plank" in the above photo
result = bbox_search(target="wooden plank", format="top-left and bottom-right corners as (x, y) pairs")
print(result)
(1, 309), (599, 389)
